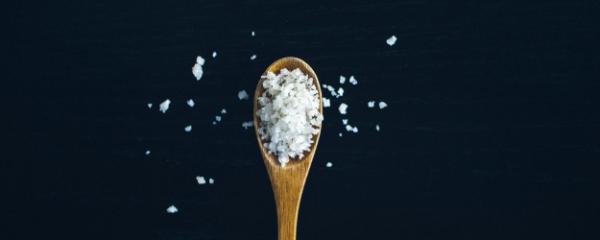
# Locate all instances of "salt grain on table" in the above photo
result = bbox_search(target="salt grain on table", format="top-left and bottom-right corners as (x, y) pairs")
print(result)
(338, 133), (343, 137)
(250, 54), (257, 60)
(386, 35), (397, 46)
(166, 205), (178, 214)
(342, 119), (348, 125)
(379, 101), (388, 109)
(184, 125), (192, 132)
(376, 124), (380, 131)
(159, 99), (171, 113)
(196, 176), (206, 185)
(337, 87), (344, 97)
(221, 108), (227, 114)
(338, 103), (348, 115)
(145, 150), (151, 155)
(242, 121), (253, 130)
(368, 101), (375, 108)
(208, 178), (214, 184)
(238, 90), (249, 100)
(147, 103), (153, 109)
(215, 116), (222, 122)
(251, 31), (255, 36)
(192, 56), (205, 80)
(326, 162), (333, 168)
(323, 98), (331, 108)
(349, 76), (358, 85)
(187, 99), (195, 107)
(339, 75), (346, 84)
(212, 51), (217, 58)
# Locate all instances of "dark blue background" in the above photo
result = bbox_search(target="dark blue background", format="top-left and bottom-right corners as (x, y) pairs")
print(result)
(10, 0), (600, 239)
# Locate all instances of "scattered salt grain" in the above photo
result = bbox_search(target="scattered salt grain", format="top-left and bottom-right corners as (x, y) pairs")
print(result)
(238, 90), (249, 100)
(337, 87), (344, 97)
(212, 121), (217, 125)
(375, 124), (380, 131)
(352, 126), (358, 133)
(342, 119), (348, 125)
(159, 99), (171, 113)
(345, 125), (353, 131)
(212, 51), (217, 58)
(187, 99), (195, 107)
(349, 76), (358, 85)
(192, 56), (205, 80)
(250, 54), (257, 60)
(338, 103), (348, 115)
(242, 121), (253, 130)
(208, 178), (214, 184)
(339, 75), (346, 84)
(145, 150), (151, 155)
(251, 31), (256, 37)
(386, 35), (397, 46)
(184, 125), (192, 132)
(379, 101), (388, 109)
(221, 108), (227, 114)
(326, 162), (333, 168)
(196, 176), (206, 185)
(147, 103), (153, 109)
(215, 116), (222, 122)
(338, 133), (343, 137)
(367, 101), (375, 108)
(256, 68), (323, 166)
(323, 98), (331, 108)
(166, 205), (178, 214)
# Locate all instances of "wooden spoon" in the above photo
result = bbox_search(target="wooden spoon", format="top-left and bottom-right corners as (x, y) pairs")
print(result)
(253, 57), (323, 240)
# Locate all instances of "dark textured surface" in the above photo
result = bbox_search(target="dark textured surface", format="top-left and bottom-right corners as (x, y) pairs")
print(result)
(11, 0), (600, 239)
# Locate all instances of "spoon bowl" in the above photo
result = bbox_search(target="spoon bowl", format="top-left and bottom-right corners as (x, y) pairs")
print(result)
(253, 57), (323, 240)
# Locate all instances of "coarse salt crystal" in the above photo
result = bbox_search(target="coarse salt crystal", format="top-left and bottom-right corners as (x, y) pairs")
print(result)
(326, 162), (333, 167)
(184, 125), (192, 132)
(367, 101), (375, 108)
(196, 176), (206, 185)
(145, 150), (151, 155)
(257, 68), (323, 166)
(147, 103), (153, 109)
(166, 205), (178, 214)
(192, 56), (205, 80)
(345, 125), (353, 131)
(349, 76), (358, 85)
(338, 103), (348, 115)
(338, 133), (343, 137)
(242, 121), (253, 130)
(159, 99), (171, 113)
(238, 90), (249, 100)
(386, 35), (397, 46)
(323, 98), (331, 108)
(212, 121), (217, 125)
(221, 108), (227, 114)
(209, 178), (214, 184)
(337, 87), (344, 97)
(251, 31), (255, 36)
(215, 116), (222, 122)
(250, 54), (257, 60)
(342, 119), (348, 125)
(379, 101), (388, 109)
(212, 51), (217, 58)
(187, 99), (195, 107)
(339, 75), (346, 84)
(352, 126), (358, 133)
(375, 124), (380, 131)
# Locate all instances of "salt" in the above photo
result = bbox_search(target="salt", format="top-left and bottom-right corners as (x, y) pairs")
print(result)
(257, 68), (323, 166)
(221, 108), (227, 114)
(242, 121), (253, 130)
(251, 31), (256, 36)
(147, 103), (153, 109)
(367, 101), (375, 108)
(192, 56), (205, 80)
(338, 103), (348, 115)
(323, 98), (331, 108)
(326, 162), (333, 168)
(386, 35), (397, 46)
(349, 76), (358, 85)
(215, 116), (222, 122)
(187, 99), (195, 107)
(238, 90), (249, 100)
(159, 99), (171, 113)
(166, 205), (178, 214)
(212, 51), (217, 58)
(342, 119), (348, 125)
(375, 124), (380, 131)
(339, 75), (346, 84)
(196, 176), (206, 185)
(208, 178), (214, 184)
(145, 150), (151, 155)
(379, 101), (388, 109)
(184, 125), (192, 132)
(250, 54), (257, 60)
(337, 87), (344, 97)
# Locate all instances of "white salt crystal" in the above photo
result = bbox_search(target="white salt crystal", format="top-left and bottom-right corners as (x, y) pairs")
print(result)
(323, 98), (331, 108)
(212, 51), (217, 58)
(208, 178), (214, 184)
(326, 162), (333, 167)
(375, 124), (380, 131)
(345, 125), (353, 131)
(349, 75), (358, 85)
(184, 125), (192, 132)
(192, 56), (205, 80)
(212, 121), (217, 125)
(221, 108), (227, 114)
(386, 35), (397, 46)
(215, 116), (222, 122)
(339, 75), (346, 84)
(337, 87), (344, 97)
(238, 90), (249, 100)
(352, 126), (358, 133)
(257, 68), (323, 166)
(251, 31), (255, 36)
(250, 54), (257, 60)
(338, 133), (343, 137)
(196, 176), (206, 185)
(159, 99), (171, 113)
(379, 101), (388, 109)
(147, 103), (153, 109)
(145, 150), (151, 155)
(342, 119), (348, 125)
(187, 99), (195, 107)
(367, 101), (375, 108)
(338, 103), (348, 115)
(166, 205), (178, 214)
(242, 121), (253, 130)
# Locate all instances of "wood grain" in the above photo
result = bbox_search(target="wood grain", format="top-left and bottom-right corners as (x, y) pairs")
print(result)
(253, 57), (323, 240)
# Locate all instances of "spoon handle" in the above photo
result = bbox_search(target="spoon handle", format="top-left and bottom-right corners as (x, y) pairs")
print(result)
(271, 171), (306, 240)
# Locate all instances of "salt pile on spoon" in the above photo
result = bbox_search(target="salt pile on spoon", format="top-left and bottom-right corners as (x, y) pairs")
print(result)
(256, 68), (323, 166)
